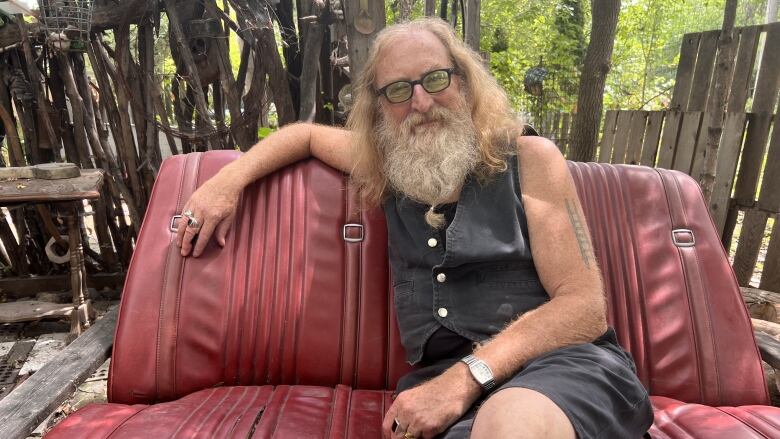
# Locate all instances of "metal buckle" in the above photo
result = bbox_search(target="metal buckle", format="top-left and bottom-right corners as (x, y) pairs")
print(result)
(343, 223), (364, 243)
(672, 228), (695, 247)
(170, 215), (183, 232)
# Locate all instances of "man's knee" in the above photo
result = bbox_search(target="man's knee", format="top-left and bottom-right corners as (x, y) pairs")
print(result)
(470, 388), (576, 439)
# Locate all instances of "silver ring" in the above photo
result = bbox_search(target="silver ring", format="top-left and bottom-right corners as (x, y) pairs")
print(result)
(183, 209), (195, 218)
(187, 217), (200, 228)
(392, 418), (400, 433)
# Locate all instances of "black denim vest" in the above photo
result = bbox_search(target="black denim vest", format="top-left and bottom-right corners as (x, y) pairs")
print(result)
(383, 156), (550, 364)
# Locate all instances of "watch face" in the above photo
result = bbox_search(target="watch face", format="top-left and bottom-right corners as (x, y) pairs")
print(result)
(472, 362), (492, 383)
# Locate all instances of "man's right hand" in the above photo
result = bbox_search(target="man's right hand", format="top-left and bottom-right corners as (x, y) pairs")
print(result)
(176, 176), (241, 257)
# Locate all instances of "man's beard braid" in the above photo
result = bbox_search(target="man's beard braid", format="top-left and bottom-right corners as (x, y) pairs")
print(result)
(377, 97), (480, 229)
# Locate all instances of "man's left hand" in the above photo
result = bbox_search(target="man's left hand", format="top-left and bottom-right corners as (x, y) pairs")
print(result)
(382, 364), (482, 439)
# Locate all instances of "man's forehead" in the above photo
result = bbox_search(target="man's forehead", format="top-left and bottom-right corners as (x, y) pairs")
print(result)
(375, 31), (452, 83)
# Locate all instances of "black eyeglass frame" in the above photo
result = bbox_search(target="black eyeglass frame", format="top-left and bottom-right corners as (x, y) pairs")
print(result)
(375, 67), (458, 104)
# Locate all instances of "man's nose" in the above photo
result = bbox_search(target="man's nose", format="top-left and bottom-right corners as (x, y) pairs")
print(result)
(410, 84), (434, 113)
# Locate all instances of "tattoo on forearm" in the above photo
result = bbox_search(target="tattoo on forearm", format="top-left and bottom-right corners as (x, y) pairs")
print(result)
(566, 199), (593, 268)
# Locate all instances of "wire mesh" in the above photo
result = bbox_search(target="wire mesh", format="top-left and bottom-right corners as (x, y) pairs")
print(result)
(37, 0), (93, 51)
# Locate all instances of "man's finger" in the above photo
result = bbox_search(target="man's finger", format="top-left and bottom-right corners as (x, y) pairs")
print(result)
(382, 408), (396, 439)
(215, 214), (234, 247)
(192, 220), (218, 257)
(180, 225), (199, 256)
(175, 214), (189, 249)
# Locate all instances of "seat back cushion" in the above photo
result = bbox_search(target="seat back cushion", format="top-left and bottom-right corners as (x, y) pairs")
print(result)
(568, 162), (768, 407)
(109, 152), (411, 404)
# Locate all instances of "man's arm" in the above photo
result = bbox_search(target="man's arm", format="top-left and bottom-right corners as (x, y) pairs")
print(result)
(176, 122), (352, 257)
(425, 135), (608, 400)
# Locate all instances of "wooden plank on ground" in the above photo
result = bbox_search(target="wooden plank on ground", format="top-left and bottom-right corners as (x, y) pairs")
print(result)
(0, 306), (117, 439)
(640, 112), (664, 167)
(735, 113), (773, 206)
(670, 33), (702, 111)
(657, 111), (683, 169)
(672, 111), (703, 174)
(761, 220), (780, 293)
(758, 115), (780, 213)
(688, 30), (720, 112)
(728, 25), (761, 112)
(751, 22), (780, 113)
(598, 110), (619, 163)
(733, 208), (769, 286)
(0, 273), (125, 298)
(611, 111), (634, 164)
(710, 113), (747, 234)
(625, 111), (648, 165)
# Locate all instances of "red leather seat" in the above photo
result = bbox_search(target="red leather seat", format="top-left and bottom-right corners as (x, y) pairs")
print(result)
(46, 152), (780, 438)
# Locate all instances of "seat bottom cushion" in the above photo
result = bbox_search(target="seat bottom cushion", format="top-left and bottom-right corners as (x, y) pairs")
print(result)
(45, 385), (392, 439)
(649, 396), (780, 438)
(46, 389), (780, 438)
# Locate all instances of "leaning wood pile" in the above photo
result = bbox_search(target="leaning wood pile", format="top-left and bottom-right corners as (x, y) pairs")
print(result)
(0, 0), (392, 284)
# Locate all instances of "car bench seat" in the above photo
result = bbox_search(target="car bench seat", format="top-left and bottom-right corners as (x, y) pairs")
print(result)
(46, 151), (780, 438)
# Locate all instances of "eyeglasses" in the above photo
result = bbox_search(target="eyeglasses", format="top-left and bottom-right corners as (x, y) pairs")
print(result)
(376, 68), (457, 104)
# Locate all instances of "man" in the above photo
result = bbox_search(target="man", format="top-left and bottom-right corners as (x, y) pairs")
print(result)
(176, 18), (653, 439)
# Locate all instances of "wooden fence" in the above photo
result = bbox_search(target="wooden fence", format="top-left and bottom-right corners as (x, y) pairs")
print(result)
(531, 22), (780, 293)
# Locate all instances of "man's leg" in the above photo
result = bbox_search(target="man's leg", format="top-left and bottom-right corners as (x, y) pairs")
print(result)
(470, 388), (576, 439)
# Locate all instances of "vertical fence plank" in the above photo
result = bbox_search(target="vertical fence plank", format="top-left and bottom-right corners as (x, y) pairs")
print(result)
(688, 30), (720, 111)
(626, 111), (649, 165)
(690, 115), (710, 179)
(657, 111), (683, 168)
(598, 110), (619, 163)
(751, 22), (780, 113)
(671, 33), (702, 111)
(672, 111), (703, 174)
(733, 209), (769, 286)
(560, 113), (571, 157)
(611, 111), (634, 164)
(761, 219), (780, 292)
(758, 116), (780, 213)
(728, 25), (761, 112)
(640, 111), (664, 166)
(552, 112), (562, 149)
(735, 113), (773, 206)
(710, 112), (747, 234)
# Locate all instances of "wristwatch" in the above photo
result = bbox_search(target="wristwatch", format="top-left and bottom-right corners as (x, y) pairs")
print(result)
(461, 354), (496, 392)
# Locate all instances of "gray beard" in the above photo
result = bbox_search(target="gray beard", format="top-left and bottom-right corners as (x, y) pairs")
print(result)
(377, 104), (480, 210)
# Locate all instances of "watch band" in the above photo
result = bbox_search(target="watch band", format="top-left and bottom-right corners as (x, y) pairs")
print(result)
(461, 354), (496, 392)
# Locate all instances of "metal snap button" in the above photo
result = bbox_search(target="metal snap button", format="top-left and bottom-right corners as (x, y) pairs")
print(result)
(436, 273), (446, 283)
(437, 307), (448, 318)
(427, 238), (438, 248)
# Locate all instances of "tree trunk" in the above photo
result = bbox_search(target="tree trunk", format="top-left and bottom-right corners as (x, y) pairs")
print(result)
(568, 0), (620, 162)
(699, 0), (738, 203)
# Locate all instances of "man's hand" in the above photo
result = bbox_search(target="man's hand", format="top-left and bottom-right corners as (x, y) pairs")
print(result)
(176, 176), (241, 257)
(382, 364), (481, 439)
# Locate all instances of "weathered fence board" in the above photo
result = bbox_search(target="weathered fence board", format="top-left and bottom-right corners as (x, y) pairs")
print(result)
(758, 115), (780, 213)
(735, 113), (773, 206)
(728, 25), (761, 112)
(762, 221), (780, 293)
(690, 116), (710, 179)
(611, 111), (634, 164)
(672, 111), (703, 173)
(626, 111), (648, 165)
(671, 33), (702, 110)
(751, 22), (780, 113)
(733, 209), (769, 286)
(657, 111), (683, 168)
(598, 110), (618, 163)
(688, 30), (720, 111)
(710, 112), (747, 233)
(640, 112), (664, 167)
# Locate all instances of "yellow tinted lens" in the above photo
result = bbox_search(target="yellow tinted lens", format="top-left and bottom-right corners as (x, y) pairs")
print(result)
(385, 82), (412, 102)
(422, 70), (450, 93)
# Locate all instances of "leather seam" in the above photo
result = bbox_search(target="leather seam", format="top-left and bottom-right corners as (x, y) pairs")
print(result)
(270, 386), (292, 437)
(193, 386), (235, 436)
(170, 387), (219, 438)
(714, 406), (772, 438)
(154, 153), (191, 400)
(103, 406), (148, 439)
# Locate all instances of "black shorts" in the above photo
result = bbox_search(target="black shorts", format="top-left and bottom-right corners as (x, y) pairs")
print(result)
(396, 328), (654, 439)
